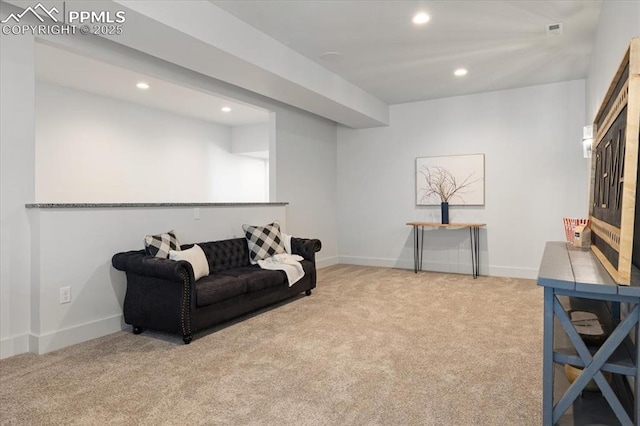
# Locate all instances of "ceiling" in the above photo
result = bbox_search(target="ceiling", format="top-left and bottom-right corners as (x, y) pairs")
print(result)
(34, 42), (270, 127)
(212, 0), (603, 104)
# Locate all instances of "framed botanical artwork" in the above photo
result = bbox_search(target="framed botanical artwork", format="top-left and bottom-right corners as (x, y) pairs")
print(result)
(416, 154), (485, 206)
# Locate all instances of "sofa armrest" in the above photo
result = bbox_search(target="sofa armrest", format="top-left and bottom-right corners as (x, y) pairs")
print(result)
(112, 250), (191, 282)
(112, 250), (196, 340)
(291, 238), (322, 263)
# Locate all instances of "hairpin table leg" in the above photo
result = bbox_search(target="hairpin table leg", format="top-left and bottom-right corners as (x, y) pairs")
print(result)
(469, 226), (480, 278)
(413, 225), (425, 273)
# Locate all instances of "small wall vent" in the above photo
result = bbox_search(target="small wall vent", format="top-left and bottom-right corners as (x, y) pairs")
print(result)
(546, 22), (564, 36)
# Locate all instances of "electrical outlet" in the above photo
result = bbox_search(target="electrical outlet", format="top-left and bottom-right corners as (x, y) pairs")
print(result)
(193, 208), (200, 220)
(60, 286), (71, 304)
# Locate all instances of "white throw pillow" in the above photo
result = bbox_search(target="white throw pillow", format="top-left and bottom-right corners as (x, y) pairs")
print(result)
(169, 244), (209, 281)
(282, 232), (292, 255)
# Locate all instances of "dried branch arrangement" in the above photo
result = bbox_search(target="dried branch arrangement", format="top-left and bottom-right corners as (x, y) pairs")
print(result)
(418, 166), (478, 204)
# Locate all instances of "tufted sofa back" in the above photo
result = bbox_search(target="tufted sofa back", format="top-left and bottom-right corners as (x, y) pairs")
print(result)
(195, 238), (251, 274)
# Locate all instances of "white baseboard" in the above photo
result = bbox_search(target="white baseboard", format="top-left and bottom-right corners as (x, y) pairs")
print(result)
(32, 314), (124, 355)
(316, 256), (339, 269)
(339, 256), (471, 273)
(338, 256), (414, 270)
(486, 265), (538, 279)
(0, 333), (31, 359)
(338, 256), (538, 279)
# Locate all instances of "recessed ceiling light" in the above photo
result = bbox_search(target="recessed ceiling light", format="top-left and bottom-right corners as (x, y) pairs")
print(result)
(221, 107), (231, 112)
(454, 68), (468, 77)
(136, 82), (150, 90)
(412, 12), (430, 25)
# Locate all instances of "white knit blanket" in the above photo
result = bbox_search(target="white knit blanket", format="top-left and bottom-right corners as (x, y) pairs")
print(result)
(258, 253), (305, 287)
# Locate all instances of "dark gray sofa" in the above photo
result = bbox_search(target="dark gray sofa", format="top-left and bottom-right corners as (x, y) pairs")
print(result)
(112, 236), (321, 343)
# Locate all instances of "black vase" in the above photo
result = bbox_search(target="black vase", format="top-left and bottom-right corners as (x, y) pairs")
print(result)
(441, 202), (449, 224)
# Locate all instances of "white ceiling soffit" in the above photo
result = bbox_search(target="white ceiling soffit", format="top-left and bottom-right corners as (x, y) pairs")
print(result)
(1, 0), (388, 128)
(34, 42), (269, 127)
(104, 0), (390, 129)
(212, 0), (603, 105)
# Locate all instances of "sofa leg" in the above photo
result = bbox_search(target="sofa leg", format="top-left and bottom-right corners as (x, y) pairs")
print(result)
(305, 289), (312, 296)
(132, 326), (144, 335)
(183, 334), (193, 344)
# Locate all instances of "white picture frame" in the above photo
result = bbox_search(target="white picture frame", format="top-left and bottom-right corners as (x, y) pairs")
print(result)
(416, 154), (485, 206)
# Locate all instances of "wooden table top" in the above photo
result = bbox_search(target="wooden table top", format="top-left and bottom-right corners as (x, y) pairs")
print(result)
(406, 222), (486, 228)
(537, 241), (640, 297)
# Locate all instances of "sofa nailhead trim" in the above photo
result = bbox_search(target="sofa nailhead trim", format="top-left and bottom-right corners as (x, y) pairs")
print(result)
(180, 268), (191, 336)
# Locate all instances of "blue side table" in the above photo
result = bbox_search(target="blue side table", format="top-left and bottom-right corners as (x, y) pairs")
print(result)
(538, 241), (640, 425)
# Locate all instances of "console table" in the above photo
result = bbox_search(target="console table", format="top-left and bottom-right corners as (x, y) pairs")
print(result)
(537, 241), (640, 425)
(406, 222), (485, 278)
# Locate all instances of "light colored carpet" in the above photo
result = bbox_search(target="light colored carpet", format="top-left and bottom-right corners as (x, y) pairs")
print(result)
(0, 265), (543, 425)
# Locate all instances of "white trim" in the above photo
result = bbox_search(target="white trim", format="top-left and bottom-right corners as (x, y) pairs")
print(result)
(338, 256), (413, 269)
(0, 333), (31, 359)
(32, 314), (124, 355)
(316, 256), (339, 269)
(486, 265), (538, 279)
(338, 256), (538, 279)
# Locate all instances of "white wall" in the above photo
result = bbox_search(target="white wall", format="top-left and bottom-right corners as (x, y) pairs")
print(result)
(338, 80), (587, 278)
(274, 109), (339, 268)
(230, 123), (269, 199)
(586, 1), (640, 122)
(36, 82), (268, 203)
(231, 123), (269, 159)
(0, 32), (34, 358)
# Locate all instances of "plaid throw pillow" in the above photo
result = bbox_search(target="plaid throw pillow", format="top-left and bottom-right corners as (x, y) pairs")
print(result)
(144, 230), (181, 258)
(242, 222), (286, 263)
